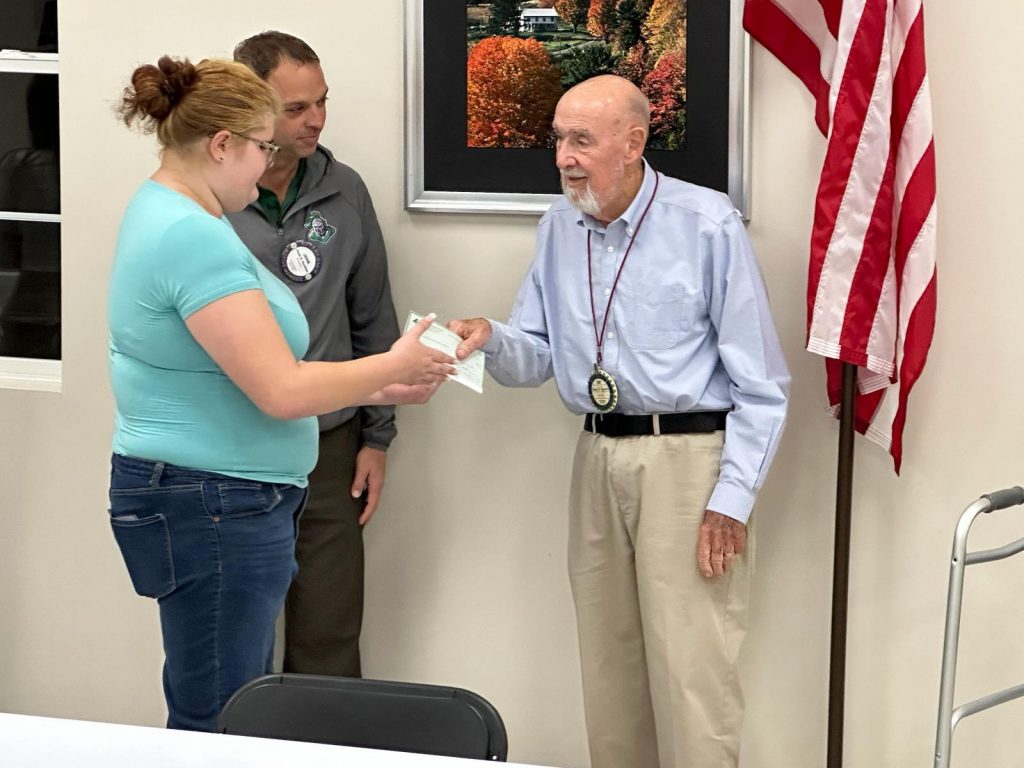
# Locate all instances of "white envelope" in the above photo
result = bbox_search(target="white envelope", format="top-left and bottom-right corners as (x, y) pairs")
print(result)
(404, 311), (485, 394)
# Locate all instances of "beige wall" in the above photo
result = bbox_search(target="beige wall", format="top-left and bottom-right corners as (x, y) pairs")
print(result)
(1, 1), (1021, 766)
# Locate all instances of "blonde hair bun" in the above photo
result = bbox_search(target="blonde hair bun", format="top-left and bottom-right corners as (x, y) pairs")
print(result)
(116, 56), (279, 149)
(120, 56), (199, 128)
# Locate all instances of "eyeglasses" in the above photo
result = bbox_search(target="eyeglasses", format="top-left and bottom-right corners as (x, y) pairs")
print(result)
(229, 131), (281, 167)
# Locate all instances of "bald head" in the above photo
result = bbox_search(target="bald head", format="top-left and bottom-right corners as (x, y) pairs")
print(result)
(559, 75), (651, 143)
(553, 75), (651, 223)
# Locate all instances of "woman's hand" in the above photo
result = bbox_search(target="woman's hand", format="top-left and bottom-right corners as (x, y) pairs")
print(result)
(368, 381), (444, 406)
(389, 313), (457, 385)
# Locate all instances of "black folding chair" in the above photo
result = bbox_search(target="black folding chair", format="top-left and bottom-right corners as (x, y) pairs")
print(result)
(218, 673), (508, 761)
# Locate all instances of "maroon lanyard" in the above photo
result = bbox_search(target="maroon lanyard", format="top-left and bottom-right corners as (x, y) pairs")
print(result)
(586, 171), (660, 367)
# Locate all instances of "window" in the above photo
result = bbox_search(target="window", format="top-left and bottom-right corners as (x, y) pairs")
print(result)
(0, 0), (60, 391)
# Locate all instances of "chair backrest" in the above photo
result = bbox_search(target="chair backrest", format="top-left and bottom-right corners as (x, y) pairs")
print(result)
(218, 673), (508, 761)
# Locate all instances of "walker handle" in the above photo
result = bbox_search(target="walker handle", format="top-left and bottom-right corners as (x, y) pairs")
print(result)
(982, 487), (1024, 512)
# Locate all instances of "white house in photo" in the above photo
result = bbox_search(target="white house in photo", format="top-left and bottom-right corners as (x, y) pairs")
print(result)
(520, 8), (561, 32)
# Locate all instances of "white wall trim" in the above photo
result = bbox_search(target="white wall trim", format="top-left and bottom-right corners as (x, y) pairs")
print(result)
(0, 51), (59, 74)
(0, 357), (62, 392)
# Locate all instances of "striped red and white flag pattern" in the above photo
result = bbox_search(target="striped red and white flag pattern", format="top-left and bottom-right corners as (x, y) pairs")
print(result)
(743, 0), (937, 472)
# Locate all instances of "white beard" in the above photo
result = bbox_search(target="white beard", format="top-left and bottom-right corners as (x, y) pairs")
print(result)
(561, 175), (601, 217)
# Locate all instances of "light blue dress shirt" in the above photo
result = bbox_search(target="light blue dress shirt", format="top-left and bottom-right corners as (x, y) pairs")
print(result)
(483, 162), (790, 523)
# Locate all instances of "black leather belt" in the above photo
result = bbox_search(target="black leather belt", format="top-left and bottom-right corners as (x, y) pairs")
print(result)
(584, 411), (728, 437)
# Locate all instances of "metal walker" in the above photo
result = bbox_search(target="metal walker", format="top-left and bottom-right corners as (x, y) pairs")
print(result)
(935, 486), (1024, 768)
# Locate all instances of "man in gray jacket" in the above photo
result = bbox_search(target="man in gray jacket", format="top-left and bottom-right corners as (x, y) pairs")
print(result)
(229, 31), (399, 677)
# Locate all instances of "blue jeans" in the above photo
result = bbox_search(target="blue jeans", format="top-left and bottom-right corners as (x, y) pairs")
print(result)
(108, 454), (306, 731)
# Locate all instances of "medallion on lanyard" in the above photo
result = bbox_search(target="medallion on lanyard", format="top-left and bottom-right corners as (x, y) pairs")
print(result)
(280, 239), (322, 283)
(588, 364), (619, 413)
(585, 171), (660, 415)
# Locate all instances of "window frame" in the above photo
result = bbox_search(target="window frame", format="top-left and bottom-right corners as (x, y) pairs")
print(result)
(0, 49), (61, 392)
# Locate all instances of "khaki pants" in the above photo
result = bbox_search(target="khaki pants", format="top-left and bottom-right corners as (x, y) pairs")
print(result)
(283, 419), (365, 677)
(568, 431), (752, 768)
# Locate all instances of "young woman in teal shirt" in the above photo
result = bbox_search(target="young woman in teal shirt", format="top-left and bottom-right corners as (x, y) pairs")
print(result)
(108, 55), (453, 732)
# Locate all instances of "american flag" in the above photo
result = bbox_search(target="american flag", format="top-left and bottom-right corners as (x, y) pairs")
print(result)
(743, 0), (937, 472)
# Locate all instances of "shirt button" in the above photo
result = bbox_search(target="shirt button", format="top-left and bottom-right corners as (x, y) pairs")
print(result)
(604, 288), (611, 296)
(607, 246), (614, 252)
(608, 331), (615, 339)
(627, 227), (634, 236)
(277, 229), (284, 235)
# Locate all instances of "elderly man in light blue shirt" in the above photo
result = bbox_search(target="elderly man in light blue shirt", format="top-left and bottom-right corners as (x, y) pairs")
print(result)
(449, 75), (789, 768)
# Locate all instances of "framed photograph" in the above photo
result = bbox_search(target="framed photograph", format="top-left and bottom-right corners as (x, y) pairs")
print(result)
(404, 0), (750, 217)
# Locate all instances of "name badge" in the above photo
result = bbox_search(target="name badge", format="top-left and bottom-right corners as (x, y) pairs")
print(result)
(588, 366), (619, 413)
(280, 240), (322, 282)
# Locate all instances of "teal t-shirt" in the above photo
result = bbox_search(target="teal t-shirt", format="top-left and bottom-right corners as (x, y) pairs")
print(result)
(108, 180), (318, 486)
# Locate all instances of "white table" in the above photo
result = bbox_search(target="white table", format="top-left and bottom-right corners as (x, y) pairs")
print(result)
(0, 713), (552, 767)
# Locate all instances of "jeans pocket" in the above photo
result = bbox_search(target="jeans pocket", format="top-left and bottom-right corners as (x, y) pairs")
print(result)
(217, 482), (282, 519)
(109, 514), (176, 599)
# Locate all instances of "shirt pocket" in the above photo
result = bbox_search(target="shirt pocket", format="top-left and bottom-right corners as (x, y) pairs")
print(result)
(620, 284), (704, 351)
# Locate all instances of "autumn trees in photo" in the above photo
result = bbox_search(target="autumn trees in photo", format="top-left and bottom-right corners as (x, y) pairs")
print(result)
(467, 37), (563, 147)
(466, 0), (688, 150)
(554, 0), (588, 32)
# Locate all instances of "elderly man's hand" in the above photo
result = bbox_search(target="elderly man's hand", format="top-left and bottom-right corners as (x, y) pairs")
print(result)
(446, 317), (492, 360)
(697, 510), (746, 578)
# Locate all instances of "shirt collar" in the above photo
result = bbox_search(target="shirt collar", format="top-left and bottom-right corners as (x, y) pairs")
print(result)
(255, 158), (307, 225)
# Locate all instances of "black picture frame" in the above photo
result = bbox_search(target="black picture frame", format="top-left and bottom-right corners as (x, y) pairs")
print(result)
(404, 0), (749, 216)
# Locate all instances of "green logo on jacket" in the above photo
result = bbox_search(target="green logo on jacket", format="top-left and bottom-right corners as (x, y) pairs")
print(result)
(305, 210), (337, 244)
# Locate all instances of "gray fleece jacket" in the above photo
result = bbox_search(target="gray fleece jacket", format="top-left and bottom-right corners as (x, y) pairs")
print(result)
(227, 145), (399, 448)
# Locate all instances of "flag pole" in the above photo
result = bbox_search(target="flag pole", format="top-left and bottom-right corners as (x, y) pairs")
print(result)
(827, 361), (857, 768)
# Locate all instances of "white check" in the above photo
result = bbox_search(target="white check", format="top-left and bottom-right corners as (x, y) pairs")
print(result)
(404, 311), (485, 394)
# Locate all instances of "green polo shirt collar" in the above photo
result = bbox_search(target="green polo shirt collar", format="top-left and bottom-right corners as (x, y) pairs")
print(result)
(256, 158), (307, 227)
